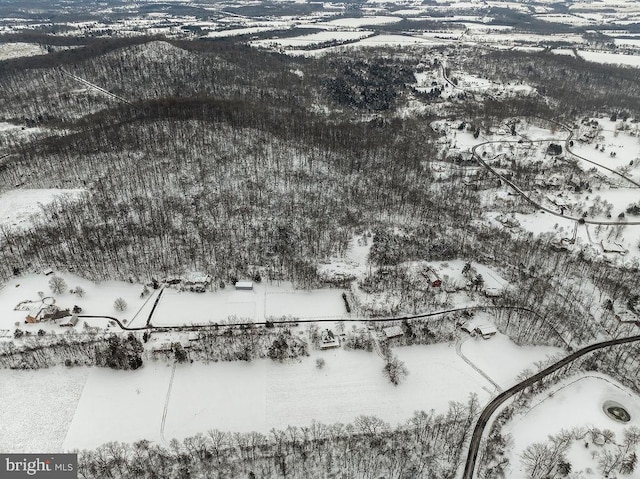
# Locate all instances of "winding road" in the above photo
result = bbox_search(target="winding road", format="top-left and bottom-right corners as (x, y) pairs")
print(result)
(80, 303), (566, 345)
(438, 65), (640, 225)
(471, 138), (640, 226)
(462, 333), (640, 479)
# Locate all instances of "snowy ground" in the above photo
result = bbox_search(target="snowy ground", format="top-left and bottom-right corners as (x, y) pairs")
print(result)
(0, 273), (153, 337)
(62, 343), (494, 450)
(319, 16), (401, 28)
(253, 30), (373, 50)
(0, 42), (47, 61)
(504, 373), (640, 479)
(0, 189), (85, 231)
(460, 331), (563, 389)
(317, 233), (373, 280)
(150, 282), (348, 326)
(578, 49), (640, 67)
(0, 366), (89, 453)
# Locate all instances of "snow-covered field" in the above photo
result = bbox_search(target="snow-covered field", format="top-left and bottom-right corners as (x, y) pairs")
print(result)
(0, 366), (89, 453)
(265, 289), (346, 319)
(578, 49), (640, 67)
(350, 34), (443, 47)
(534, 13), (595, 26)
(504, 373), (640, 479)
(202, 26), (287, 38)
(460, 332), (563, 388)
(0, 189), (85, 231)
(0, 42), (47, 61)
(150, 282), (348, 326)
(253, 30), (373, 50)
(63, 343), (494, 449)
(319, 16), (401, 27)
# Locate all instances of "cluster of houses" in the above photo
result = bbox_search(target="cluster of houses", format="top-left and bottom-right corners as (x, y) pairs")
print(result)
(165, 272), (255, 292)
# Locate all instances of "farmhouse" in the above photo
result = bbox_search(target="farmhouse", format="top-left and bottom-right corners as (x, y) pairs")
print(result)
(461, 319), (498, 339)
(25, 307), (42, 323)
(475, 323), (497, 339)
(495, 214), (520, 228)
(41, 304), (69, 321)
(235, 281), (254, 291)
(320, 329), (340, 350)
(383, 325), (404, 340)
(25, 304), (69, 323)
(181, 272), (212, 293)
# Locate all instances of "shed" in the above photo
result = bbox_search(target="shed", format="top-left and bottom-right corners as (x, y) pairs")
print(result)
(422, 268), (442, 288)
(383, 325), (404, 339)
(60, 315), (79, 327)
(235, 281), (254, 291)
(615, 311), (639, 324)
(460, 321), (474, 335)
(601, 240), (627, 255)
(483, 287), (502, 298)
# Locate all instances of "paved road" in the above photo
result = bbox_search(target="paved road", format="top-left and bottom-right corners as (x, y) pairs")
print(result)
(80, 303), (561, 336)
(462, 333), (640, 479)
(471, 139), (640, 226)
(438, 65), (640, 195)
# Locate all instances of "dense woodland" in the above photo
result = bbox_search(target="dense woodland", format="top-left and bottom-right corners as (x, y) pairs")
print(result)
(1, 38), (640, 339)
(2, 34), (640, 478)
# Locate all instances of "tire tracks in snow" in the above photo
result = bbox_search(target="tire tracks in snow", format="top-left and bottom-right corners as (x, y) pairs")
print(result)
(160, 362), (177, 446)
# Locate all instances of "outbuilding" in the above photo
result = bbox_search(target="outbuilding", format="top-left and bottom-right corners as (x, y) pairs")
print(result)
(422, 268), (442, 288)
(383, 325), (404, 340)
(602, 240), (627, 255)
(60, 315), (79, 327)
(235, 281), (254, 291)
(474, 323), (497, 339)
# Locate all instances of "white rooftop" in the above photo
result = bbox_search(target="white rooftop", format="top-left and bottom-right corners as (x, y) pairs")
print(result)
(383, 325), (404, 338)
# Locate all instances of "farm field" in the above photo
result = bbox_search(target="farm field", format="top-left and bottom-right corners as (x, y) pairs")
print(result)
(61, 345), (494, 449)
(0, 366), (89, 453)
(150, 282), (349, 327)
(460, 331), (563, 389)
(0, 335), (557, 451)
